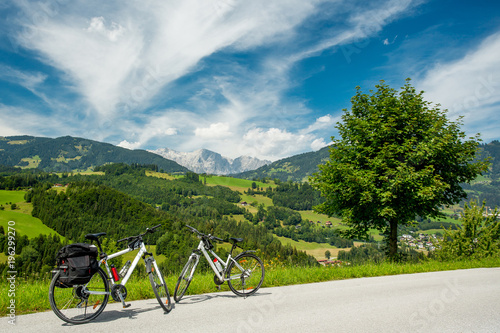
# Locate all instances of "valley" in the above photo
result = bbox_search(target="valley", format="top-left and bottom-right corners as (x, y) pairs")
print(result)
(1, 135), (499, 273)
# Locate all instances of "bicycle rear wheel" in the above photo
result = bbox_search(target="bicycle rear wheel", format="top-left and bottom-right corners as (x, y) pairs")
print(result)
(227, 252), (265, 297)
(49, 268), (109, 324)
(147, 259), (172, 313)
(174, 255), (197, 302)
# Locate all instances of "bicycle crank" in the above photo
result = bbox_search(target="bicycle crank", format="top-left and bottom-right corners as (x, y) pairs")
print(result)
(111, 284), (128, 302)
(214, 274), (224, 285)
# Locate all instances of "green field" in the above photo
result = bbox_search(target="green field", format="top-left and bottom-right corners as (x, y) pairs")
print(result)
(146, 172), (275, 190)
(0, 210), (64, 240)
(203, 175), (275, 190)
(16, 155), (41, 169)
(277, 236), (349, 259)
(0, 190), (64, 240)
(299, 210), (341, 224)
(239, 194), (274, 212)
(0, 190), (26, 206)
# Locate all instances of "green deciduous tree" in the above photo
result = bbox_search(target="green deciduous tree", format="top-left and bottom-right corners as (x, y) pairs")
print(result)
(437, 200), (499, 259)
(311, 79), (489, 259)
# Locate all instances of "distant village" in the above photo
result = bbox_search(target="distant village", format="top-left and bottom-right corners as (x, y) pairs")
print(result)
(400, 232), (438, 251)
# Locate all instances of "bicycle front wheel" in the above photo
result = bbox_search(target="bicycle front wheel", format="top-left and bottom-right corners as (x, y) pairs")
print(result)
(147, 259), (172, 313)
(174, 255), (197, 302)
(227, 252), (265, 297)
(49, 268), (109, 324)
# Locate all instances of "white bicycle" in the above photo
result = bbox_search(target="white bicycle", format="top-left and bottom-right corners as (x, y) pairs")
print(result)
(49, 225), (172, 324)
(174, 224), (265, 302)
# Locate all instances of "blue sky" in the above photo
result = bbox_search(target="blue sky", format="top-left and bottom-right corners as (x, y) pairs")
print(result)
(0, 0), (499, 161)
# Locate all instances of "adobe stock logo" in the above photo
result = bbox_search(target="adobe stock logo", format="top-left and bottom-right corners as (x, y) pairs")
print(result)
(408, 278), (461, 332)
(237, 288), (286, 333)
(451, 74), (498, 114)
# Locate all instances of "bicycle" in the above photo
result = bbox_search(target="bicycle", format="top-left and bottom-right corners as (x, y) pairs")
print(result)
(174, 224), (265, 302)
(49, 224), (172, 324)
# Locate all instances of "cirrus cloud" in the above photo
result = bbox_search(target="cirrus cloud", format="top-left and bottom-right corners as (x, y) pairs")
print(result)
(1, 0), (439, 161)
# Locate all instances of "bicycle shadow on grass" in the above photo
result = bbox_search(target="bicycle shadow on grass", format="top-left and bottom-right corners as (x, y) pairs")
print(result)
(178, 291), (271, 305)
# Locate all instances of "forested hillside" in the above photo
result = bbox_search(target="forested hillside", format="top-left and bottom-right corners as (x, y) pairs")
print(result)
(0, 135), (188, 173)
(235, 146), (330, 182)
(2, 141), (500, 278)
(0, 165), (319, 277)
(464, 140), (500, 208)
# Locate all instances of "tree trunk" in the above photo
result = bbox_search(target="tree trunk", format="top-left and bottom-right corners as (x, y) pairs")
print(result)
(388, 219), (398, 260)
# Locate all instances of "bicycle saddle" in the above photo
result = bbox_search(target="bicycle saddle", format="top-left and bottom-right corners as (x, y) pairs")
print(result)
(85, 232), (107, 241)
(230, 237), (243, 244)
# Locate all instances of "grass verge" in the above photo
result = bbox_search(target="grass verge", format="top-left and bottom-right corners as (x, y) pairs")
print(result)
(2, 257), (499, 317)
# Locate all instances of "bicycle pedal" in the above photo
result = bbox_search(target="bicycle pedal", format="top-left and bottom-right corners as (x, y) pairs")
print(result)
(123, 303), (131, 308)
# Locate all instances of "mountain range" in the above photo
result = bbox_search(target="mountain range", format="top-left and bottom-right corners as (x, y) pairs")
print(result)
(0, 135), (188, 173)
(2, 135), (498, 191)
(149, 147), (270, 175)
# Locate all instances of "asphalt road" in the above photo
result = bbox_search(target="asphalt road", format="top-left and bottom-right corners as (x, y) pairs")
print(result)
(7, 268), (500, 332)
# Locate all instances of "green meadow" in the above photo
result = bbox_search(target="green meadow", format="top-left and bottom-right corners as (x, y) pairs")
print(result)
(0, 190), (26, 206)
(0, 190), (65, 241)
(203, 175), (275, 190)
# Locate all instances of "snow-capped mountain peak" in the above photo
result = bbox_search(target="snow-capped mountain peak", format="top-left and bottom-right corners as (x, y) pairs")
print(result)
(149, 148), (270, 175)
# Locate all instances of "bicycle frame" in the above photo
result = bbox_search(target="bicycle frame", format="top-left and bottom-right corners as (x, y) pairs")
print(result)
(188, 239), (250, 283)
(103, 241), (149, 286)
(88, 240), (160, 306)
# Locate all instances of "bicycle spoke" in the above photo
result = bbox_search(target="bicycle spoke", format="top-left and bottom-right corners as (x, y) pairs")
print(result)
(49, 269), (109, 324)
(227, 253), (264, 297)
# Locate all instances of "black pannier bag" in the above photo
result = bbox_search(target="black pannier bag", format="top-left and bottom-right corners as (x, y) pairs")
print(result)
(55, 243), (99, 287)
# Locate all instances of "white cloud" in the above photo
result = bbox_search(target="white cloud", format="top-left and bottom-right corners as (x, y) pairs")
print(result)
(87, 17), (125, 42)
(0, 104), (66, 137)
(311, 138), (328, 151)
(0, 65), (47, 90)
(117, 140), (141, 150)
(302, 114), (338, 134)
(195, 122), (232, 139)
(240, 128), (315, 161)
(4, 0), (426, 160)
(13, 0), (320, 119)
(317, 115), (333, 123)
(383, 35), (398, 45)
(417, 31), (500, 140)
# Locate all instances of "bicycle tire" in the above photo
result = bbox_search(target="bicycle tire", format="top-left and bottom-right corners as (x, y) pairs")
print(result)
(227, 252), (265, 297)
(147, 259), (172, 313)
(49, 268), (109, 324)
(174, 255), (197, 302)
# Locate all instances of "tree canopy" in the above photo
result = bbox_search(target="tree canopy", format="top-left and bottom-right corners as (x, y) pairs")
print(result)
(311, 79), (489, 259)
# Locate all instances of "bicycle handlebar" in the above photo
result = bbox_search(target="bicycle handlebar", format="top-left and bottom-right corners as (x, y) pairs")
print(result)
(117, 224), (162, 243)
(185, 224), (223, 242)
